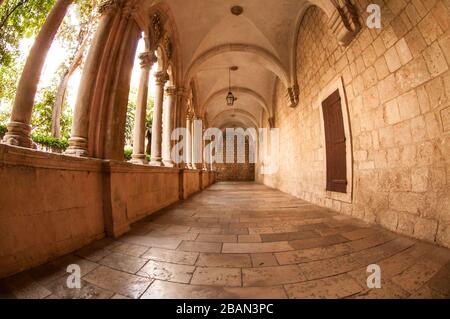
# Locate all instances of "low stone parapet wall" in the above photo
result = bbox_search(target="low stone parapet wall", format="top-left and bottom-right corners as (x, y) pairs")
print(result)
(182, 169), (202, 199)
(0, 144), (215, 278)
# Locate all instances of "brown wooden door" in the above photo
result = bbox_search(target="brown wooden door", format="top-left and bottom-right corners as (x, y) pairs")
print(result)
(322, 90), (347, 193)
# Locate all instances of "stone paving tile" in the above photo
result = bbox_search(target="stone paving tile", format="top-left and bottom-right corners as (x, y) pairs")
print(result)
(285, 274), (363, 299)
(99, 252), (147, 274)
(75, 245), (112, 262)
(141, 280), (286, 299)
(353, 282), (410, 299)
(289, 234), (349, 250)
(299, 255), (361, 280)
(196, 234), (237, 243)
(341, 228), (382, 240)
(196, 253), (252, 268)
(178, 241), (222, 253)
(251, 253), (279, 267)
(275, 243), (353, 265)
(43, 277), (114, 299)
(222, 242), (293, 254)
(191, 267), (241, 287)
(120, 234), (182, 249)
(242, 265), (306, 287)
(2, 182), (450, 299)
(111, 243), (149, 257)
(391, 263), (438, 294)
(137, 260), (195, 284)
(422, 261), (450, 296)
(2, 273), (52, 299)
(408, 286), (448, 299)
(83, 266), (152, 299)
(238, 234), (262, 243)
(51, 254), (100, 277)
(141, 247), (199, 265)
(260, 230), (320, 242)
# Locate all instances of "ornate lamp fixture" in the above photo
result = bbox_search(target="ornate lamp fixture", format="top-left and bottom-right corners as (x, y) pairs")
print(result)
(226, 66), (238, 106)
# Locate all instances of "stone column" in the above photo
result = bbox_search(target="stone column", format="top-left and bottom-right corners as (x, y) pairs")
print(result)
(162, 86), (176, 167)
(191, 117), (197, 170)
(150, 71), (168, 166)
(203, 136), (208, 170)
(185, 112), (193, 169)
(130, 51), (156, 164)
(65, 1), (119, 156)
(3, 0), (73, 147)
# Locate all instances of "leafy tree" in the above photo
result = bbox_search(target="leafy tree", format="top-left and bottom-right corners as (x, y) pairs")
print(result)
(51, 0), (98, 138)
(0, 0), (55, 99)
(124, 86), (155, 150)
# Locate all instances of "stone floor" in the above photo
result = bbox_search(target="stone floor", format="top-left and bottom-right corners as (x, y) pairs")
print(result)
(1, 182), (450, 299)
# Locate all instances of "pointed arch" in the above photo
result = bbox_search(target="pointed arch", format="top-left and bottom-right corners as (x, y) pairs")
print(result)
(201, 87), (271, 118)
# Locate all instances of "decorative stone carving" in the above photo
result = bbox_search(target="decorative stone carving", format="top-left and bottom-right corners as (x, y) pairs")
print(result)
(154, 70), (169, 86)
(165, 85), (177, 96)
(151, 12), (163, 48)
(329, 0), (360, 46)
(98, 0), (121, 15)
(286, 84), (299, 108)
(164, 35), (173, 61)
(139, 51), (157, 69)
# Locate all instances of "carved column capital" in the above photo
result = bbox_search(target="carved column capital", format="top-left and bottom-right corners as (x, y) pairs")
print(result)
(138, 51), (157, 70)
(165, 85), (177, 96)
(154, 71), (169, 86)
(186, 108), (194, 121)
(98, 0), (121, 15)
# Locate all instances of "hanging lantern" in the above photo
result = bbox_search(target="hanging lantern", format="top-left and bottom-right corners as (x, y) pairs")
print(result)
(226, 91), (235, 106)
(226, 67), (237, 106)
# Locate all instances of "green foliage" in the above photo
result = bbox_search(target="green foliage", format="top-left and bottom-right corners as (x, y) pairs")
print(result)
(31, 84), (56, 136)
(124, 89), (137, 147)
(31, 133), (69, 150)
(0, 0), (56, 98)
(124, 147), (133, 161)
(124, 87), (155, 147)
(0, 124), (7, 137)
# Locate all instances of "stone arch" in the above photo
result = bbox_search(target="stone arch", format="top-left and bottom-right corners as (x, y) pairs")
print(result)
(201, 87), (271, 118)
(211, 109), (259, 130)
(289, 0), (360, 86)
(183, 44), (299, 107)
(139, 2), (182, 87)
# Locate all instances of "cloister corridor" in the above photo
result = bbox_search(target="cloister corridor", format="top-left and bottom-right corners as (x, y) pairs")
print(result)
(1, 182), (449, 299)
(1, 0), (450, 302)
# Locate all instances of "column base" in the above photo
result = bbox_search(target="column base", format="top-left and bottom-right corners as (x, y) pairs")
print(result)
(150, 158), (163, 166)
(163, 159), (175, 167)
(2, 121), (33, 148)
(65, 136), (88, 157)
(130, 154), (148, 165)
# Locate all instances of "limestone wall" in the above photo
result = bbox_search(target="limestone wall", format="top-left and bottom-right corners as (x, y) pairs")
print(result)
(257, 0), (450, 248)
(183, 169), (202, 199)
(201, 170), (210, 189)
(0, 144), (105, 278)
(103, 162), (181, 237)
(0, 144), (212, 278)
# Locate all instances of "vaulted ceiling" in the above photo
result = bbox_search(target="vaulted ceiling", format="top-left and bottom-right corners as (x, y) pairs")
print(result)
(136, 0), (335, 129)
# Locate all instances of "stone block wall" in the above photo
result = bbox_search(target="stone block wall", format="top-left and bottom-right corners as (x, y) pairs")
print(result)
(0, 145), (105, 278)
(103, 162), (180, 237)
(216, 134), (256, 182)
(0, 144), (212, 278)
(183, 169), (202, 199)
(257, 0), (450, 248)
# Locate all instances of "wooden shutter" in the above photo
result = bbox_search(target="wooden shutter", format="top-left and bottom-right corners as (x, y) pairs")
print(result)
(322, 90), (347, 193)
